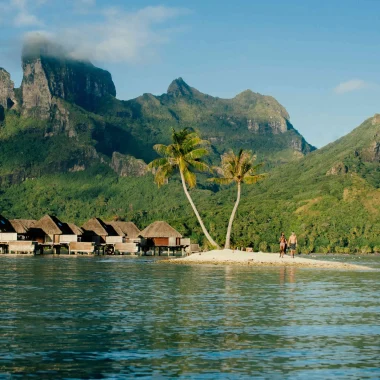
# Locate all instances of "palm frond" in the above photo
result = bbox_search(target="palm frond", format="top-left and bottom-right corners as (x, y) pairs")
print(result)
(184, 148), (209, 160)
(209, 177), (234, 185)
(243, 173), (268, 184)
(153, 144), (171, 157)
(154, 164), (174, 187)
(189, 160), (211, 173)
(147, 157), (170, 170)
(183, 168), (197, 188)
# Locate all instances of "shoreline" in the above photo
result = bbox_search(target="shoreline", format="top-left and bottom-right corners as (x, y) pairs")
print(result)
(166, 249), (374, 270)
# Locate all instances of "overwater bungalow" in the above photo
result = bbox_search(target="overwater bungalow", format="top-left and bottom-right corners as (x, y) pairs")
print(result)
(10, 219), (36, 240)
(81, 217), (121, 244)
(67, 223), (83, 241)
(0, 215), (18, 252)
(29, 215), (77, 244)
(140, 221), (188, 255)
(107, 221), (141, 242)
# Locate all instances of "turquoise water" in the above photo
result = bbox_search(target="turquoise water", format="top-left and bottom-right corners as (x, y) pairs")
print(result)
(0, 255), (379, 379)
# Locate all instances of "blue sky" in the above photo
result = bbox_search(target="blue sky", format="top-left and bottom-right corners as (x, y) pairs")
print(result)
(0, 0), (379, 147)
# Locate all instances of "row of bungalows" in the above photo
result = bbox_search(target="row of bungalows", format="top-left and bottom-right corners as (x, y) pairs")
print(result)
(0, 213), (193, 255)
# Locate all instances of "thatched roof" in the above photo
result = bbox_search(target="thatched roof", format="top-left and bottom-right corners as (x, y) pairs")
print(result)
(33, 215), (72, 235)
(111, 221), (141, 239)
(140, 221), (182, 238)
(10, 219), (36, 234)
(68, 223), (83, 236)
(82, 217), (119, 236)
(106, 222), (125, 237)
(106, 221), (141, 238)
(0, 214), (16, 233)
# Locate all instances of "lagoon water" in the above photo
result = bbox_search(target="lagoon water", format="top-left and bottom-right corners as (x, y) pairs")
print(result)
(0, 255), (379, 379)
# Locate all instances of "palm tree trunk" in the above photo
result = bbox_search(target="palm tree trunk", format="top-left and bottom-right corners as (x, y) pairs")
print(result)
(179, 170), (220, 249)
(225, 181), (241, 249)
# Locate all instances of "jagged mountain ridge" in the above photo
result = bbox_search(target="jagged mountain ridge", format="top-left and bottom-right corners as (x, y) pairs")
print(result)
(0, 40), (315, 187)
(98, 77), (315, 163)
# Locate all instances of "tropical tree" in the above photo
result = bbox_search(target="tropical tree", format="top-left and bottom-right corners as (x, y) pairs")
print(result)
(210, 149), (266, 249)
(148, 128), (220, 248)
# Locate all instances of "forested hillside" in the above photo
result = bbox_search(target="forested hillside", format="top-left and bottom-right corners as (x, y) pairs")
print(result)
(1, 40), (379, 253)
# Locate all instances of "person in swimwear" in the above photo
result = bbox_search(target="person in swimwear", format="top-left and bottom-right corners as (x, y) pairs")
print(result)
(288, 232), (297, 258)
(279, 232), (287, 258)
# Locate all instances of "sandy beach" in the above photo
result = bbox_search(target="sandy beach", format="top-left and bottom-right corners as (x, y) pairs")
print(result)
(167, 249), (372, 270)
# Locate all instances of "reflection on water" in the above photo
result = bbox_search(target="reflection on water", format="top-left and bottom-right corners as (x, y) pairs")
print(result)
(0, 255), (379, 379)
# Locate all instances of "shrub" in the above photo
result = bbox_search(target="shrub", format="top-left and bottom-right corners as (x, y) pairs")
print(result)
(359, 246), (372, 254)
(259, 241), (268, 252)
(316, 246), (330, 254)
(270, 244), (278, 253)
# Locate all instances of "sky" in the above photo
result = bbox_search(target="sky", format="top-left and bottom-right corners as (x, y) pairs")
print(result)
(0, 0), (379, 148)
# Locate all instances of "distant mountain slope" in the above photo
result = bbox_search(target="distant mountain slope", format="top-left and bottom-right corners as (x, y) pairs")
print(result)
(0, 114), (378, 253)
(234, 114), (380, 253)
(97, 77), (315, 165)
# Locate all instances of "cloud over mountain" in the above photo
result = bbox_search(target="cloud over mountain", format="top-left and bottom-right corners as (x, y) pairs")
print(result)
(20, 5), (189, 64)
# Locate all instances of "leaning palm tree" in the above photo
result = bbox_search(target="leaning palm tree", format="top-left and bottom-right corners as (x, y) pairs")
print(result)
(210, 149), (266, 249)
(148, 128), (220, 249)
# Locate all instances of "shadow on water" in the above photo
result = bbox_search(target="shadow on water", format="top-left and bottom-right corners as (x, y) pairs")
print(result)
(0, 255), (379, 379)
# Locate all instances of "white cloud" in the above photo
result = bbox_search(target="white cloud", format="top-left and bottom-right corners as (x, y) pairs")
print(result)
(334, 79), (370, 94)
(10, 0), (42, 27)
(25, 5), (189, 63)
(14, 11), (42, 26)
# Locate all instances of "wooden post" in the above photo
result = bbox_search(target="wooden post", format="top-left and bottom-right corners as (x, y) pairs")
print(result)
(39, 245), (44, 255)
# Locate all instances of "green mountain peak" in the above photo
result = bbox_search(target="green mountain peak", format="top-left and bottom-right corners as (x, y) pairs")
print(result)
(167, 77), (194, 97)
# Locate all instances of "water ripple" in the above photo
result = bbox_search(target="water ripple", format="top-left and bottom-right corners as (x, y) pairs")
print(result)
(0, 255), (379, 379)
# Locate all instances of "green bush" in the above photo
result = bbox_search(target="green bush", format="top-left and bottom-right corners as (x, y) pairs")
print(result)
(259, 241), (268, 252)
(359, 246), (373, 254)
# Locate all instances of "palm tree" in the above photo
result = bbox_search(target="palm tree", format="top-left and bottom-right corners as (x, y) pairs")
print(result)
(210, 149), (266, 250)
(148, 128), (220, 249)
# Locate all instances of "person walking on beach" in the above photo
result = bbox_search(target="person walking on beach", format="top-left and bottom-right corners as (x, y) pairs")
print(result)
(279, 232), (287, 258)
(288, 232), (297, 258)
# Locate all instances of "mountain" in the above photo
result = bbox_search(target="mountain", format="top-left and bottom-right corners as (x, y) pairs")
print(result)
(0, 39), (315, 188)
(0, 113), (378, 253)
(233, 114), (380, 253)
(4, 40), (378, 253)
(97, 77), (315, 164)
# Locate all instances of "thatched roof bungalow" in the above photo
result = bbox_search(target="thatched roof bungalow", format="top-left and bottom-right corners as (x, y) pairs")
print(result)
(81, 217), (122, 244)
(29, 215), (77, 244)
(10, 219), (36, 240)
(0, 214), (17, 242)
(67, 223), (83, 237)
(140, 221), (182, 247)
(107, 221), (141, 242)
(10, 219), (36, 234)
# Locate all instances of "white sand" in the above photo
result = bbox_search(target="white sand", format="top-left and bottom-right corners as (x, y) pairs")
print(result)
(167, 249), (372, 270)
